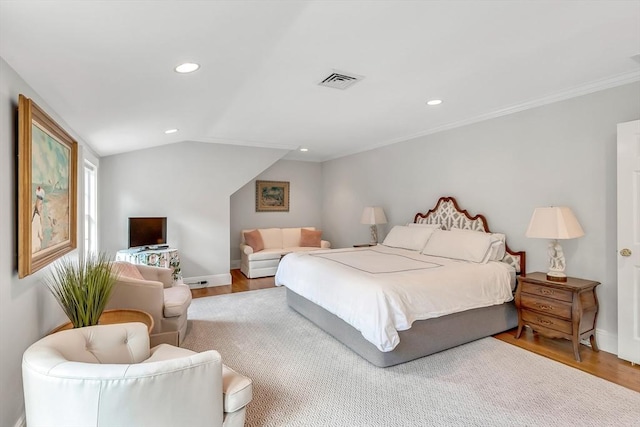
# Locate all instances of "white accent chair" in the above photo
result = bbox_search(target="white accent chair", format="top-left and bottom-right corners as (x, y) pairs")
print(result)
(107, 261), (192, 345)
(22, 322), (253, 427)
(240, 227), (331, 278)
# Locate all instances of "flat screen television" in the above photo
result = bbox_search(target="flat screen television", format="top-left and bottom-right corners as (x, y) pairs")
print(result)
(128, 217), (167, 249)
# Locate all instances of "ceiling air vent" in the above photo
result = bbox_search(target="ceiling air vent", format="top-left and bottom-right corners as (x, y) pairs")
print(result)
(318, 70), (364, 90)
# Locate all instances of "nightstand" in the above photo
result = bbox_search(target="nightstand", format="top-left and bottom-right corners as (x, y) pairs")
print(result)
(353, 243), (376, 247)
(515, 272), (600, 362)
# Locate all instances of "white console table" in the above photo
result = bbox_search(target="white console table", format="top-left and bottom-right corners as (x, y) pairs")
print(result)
(116, 247), (181, 282)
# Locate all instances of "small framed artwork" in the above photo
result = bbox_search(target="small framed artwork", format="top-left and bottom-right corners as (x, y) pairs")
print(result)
(18, 94), (78, 278)
(256, 180), (290, 212)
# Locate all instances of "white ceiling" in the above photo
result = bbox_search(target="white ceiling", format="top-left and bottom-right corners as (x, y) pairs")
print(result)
(1, 1), (639, 162)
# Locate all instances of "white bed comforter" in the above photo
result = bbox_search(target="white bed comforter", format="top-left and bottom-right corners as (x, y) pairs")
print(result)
(275, 245), (515, 352)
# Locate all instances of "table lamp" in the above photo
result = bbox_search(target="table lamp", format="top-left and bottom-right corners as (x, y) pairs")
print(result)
(361, 207), (387, 245)
(526, 206), (584, 282)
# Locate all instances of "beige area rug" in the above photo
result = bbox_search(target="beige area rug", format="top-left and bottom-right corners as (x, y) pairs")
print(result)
(182, 287), (640, 427)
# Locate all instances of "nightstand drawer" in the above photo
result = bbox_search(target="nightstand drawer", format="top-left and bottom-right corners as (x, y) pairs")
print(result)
(521, 310), (572, 334)
(520, 294), (571, 319)
(520, 282), (573, 302)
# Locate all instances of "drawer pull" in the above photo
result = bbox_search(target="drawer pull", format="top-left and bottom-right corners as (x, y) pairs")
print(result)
(535, 304), (554, 311)
(540, 288), (555, 295)
(537, 317), (552, 326)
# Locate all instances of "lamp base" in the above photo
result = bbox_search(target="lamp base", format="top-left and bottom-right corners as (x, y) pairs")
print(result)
(369, 225), (379, 245)
(546, 271), (567, 282)
(546, 240), (567, 282)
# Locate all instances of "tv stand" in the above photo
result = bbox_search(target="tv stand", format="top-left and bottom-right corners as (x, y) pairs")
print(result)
(116, 247), (181, 282)
(138, 245), (169, 252)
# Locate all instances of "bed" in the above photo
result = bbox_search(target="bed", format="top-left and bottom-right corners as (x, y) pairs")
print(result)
(275, 196), (526, 367)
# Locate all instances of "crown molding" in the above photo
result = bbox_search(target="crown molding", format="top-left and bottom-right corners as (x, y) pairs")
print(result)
(325, 70), (640, 162)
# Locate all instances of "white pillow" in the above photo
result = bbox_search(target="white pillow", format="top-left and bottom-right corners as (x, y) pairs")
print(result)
(488, 233), (506, 262)
(450, 229), (506, 262)
(406, 222), (442, 229)
(381, 225), (437, 251)
(448, 230), (506, 262)
(421, 229), (494, 263)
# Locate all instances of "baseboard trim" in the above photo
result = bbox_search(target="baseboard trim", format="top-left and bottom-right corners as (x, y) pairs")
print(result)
(183, 273), (231, 289)
(580, 328), (617, 355)
(230, 259), (241, 269)
(596, 329), (617, 355)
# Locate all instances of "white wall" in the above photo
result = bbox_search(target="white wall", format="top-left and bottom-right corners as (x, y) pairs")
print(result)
(0, 57), (92, 427)
(99, 142), (287, 284)
(230, 159), (323, 264)
(321, 81), (640, 353)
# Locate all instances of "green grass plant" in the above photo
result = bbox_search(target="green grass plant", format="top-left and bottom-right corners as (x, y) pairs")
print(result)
(46, 252), (117, 328)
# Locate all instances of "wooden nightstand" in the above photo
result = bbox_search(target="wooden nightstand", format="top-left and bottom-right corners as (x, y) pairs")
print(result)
(515, 272), (600, 362)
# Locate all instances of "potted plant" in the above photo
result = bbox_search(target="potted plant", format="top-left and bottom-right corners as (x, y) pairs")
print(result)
(46, 252), (118, 328)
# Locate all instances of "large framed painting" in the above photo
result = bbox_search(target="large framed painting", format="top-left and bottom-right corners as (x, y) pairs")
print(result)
(255, 180), (290, 212)
(18, 94), (78, 278)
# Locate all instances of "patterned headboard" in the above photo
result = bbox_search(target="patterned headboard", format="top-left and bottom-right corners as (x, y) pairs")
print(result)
(414, 196), (526, 275)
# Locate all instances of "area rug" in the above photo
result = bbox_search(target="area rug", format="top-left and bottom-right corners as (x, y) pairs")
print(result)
(182, 287), (640, 426)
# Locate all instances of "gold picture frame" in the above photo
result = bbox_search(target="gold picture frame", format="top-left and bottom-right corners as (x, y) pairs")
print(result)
(18, 94), (78, 278)
(256, 180), (290, 212)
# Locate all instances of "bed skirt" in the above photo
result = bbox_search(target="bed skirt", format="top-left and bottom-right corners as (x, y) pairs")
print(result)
(286, 288), (518, 367)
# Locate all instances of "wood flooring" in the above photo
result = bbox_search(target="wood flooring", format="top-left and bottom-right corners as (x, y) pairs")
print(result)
(190, 269), (275, 298)
(191, 270), (640, 393)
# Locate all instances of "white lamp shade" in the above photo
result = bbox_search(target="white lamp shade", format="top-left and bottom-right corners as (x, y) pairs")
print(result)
(526, 206), (585, 239)
(360, 207), (387, 225)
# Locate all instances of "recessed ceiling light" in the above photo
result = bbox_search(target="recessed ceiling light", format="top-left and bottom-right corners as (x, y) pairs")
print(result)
(426, 99), (443, 106)
(174, 63), (200, 73)
(164, 128), (179, 134)
(299, 148), (309, 152)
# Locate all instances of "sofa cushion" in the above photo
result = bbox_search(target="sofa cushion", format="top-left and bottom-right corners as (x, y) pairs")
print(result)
(163, 285), (192, 318)
(222, 364), (253, 413)
(246, 248), (288, 261)
(144, 343), (196, 362)
(300, 228), (322, 247)
(282, 227), (302, 248)
(283, 247), (327, 254)
(258, 228), (283, 249)
(243, 229), (264, 252)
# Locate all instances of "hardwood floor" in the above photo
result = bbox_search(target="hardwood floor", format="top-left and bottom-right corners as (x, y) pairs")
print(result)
(192, 270), (639, 393)
(190, 269), (275, 298)
(494, 329), (639, 393)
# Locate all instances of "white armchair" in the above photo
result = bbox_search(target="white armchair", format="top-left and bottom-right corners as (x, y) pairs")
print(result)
(22, 322), (253, 427)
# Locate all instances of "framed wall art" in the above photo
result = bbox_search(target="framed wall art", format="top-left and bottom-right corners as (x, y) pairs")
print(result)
(18, 94), (78, 278)
(255, 180), (290, 212)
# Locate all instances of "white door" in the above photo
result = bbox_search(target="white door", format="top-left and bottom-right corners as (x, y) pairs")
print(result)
(617, 119), (640, 364)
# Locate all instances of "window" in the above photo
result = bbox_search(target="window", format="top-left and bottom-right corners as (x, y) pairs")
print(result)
(84, 161), (98, 256)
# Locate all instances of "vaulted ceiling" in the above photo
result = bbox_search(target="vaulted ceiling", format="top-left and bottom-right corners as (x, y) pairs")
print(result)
(1, 1), (639, 161)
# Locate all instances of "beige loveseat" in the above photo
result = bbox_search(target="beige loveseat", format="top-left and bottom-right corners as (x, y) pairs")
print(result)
(240, 227), (330, 278)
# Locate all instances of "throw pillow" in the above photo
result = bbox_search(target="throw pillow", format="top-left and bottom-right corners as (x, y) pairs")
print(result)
(300, 228), (322, 247)
(244, 229), (264, 252)
(113, 261), (144, 280)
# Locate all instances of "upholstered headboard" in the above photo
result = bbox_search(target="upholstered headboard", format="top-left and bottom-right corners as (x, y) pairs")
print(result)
(414, 196), (526, 275)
